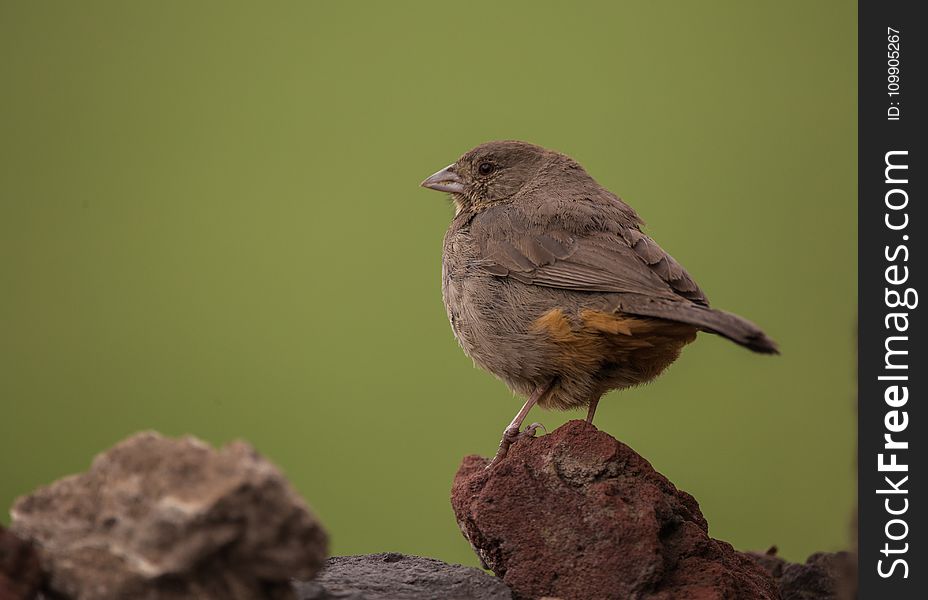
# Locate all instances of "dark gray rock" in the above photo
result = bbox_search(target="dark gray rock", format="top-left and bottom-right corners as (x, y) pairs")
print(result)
(751, 549), (856, 600)
(11, 431), (328, 600)
(293, 553), (511, 600)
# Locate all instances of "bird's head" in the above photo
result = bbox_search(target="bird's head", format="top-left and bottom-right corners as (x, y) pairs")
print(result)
(421, 140), (557, 212)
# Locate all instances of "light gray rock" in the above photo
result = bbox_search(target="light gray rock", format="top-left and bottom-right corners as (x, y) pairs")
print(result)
(11, 431), (327, 600)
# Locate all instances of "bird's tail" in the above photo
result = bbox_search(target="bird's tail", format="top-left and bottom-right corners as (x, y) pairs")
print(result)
(685, 305), (779, 354)
(616, 296), (779, 354)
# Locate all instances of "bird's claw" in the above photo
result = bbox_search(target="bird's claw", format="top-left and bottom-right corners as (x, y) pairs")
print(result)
(519, 422), (546, 438)
(486, 422), (547, 470)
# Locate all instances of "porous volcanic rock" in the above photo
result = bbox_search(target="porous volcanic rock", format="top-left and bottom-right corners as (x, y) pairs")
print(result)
(0, 524), (44, 600)
(293, 552), (512, 600)
(10, 431), (328, 600)
(451, 420), (779, 600)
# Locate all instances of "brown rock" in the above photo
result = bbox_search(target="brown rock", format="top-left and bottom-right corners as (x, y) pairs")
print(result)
(10, 431), (328, 600)
(451, 420), (778, 600)
(0, 525), (43, 600)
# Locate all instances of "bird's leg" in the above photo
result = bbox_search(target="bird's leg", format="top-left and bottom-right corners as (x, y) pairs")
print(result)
(585, 396), (600, 424)
(487, 382), (553, 469)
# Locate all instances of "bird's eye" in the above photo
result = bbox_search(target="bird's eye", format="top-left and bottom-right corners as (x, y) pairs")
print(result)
(478, 162), (495, 175)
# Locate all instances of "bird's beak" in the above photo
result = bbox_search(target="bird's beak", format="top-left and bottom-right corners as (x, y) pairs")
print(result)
(421, 164), (466, 195)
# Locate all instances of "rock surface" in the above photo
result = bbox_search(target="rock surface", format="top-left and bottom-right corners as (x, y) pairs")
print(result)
(751, 549), (856, 600)
(451, 420), (779, 600)
(0, 524), (44, 600)
(293, 553), (512, 600)
(10, 431), (328, 600)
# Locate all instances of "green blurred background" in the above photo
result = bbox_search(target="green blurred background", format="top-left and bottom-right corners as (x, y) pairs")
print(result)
(1, 1), (856, 565)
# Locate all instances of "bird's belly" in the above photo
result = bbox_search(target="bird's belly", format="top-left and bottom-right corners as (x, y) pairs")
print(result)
(443, 267), (557, 392)
(442, 264), (696, 409)
(530, 306), (697, 406)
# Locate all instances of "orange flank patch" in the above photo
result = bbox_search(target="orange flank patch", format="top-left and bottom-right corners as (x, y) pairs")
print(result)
(579, 309), (636, 336)
(530, 307), (698, 375)
(530, 309), (605, 371)
(530, 307), (700, 407)
(580, 309), (697, 344)
(530, 308), (576, 342)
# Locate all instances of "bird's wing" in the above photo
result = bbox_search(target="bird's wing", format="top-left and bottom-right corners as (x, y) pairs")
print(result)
(470, 204), (709, 306)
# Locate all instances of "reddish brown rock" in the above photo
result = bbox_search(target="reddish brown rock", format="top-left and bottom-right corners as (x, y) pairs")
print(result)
(10, 431), (328, 600)
(451, 420), (778, 600)
(0, 525), (43, 600)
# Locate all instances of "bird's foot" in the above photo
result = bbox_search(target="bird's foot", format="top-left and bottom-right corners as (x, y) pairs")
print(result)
(485, 423), (546, 470)
(520, 422), (546, 438)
